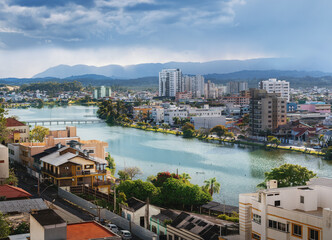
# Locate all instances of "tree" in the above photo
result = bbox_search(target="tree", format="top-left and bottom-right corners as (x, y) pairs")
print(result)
(106, 153), (116, 176)
(30, 126), (49, 142)
(0, 212), (10, 238)
(119, 167), (142, 180)
(257, 164), (317, 188)
(182, 122), (195, 138)
(0, 106), (9, 143)
(210, 125), (228, 141)
(5, 169), (18, 186)
(117, 180), (160, 203)
(179, 173), (191, 182)
(225, 132), (235, 140)
(161, 123), (170, 131)
(204, 177), (221, 196)
(172, 117), (181, 126)
(267, 136), (281, 147)
(318, 134), (326, 148)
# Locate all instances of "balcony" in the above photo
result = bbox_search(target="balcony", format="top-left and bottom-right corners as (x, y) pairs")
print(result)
(42, 168), (106, 178)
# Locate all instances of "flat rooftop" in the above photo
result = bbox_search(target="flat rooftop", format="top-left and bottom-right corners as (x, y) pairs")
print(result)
(67, 222), (117, 240)
(294, 207), (323, 218)
(31, 209), (66, 226)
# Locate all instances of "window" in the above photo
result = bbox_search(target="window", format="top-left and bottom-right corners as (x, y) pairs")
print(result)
(268, 220), (287, 232)
(252, 233), (260, 240)
(152, 225), (157, 233)
(275, 200), (280, 207)
(300, 196), (304, 204)
(253, 214), (261, 224)
(85, 164), (94, 169)
(292, 224), (302, 237)
(309, 228), (319, 240)
(127, 214), (131, 221)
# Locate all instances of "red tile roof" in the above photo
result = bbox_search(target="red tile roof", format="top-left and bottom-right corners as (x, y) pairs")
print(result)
(6, 118), (26, 127)
(67, 222), (116, 240)
(0, 184), (32, 199)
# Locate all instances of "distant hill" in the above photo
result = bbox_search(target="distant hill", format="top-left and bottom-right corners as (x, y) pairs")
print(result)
(1, 70), (332, 88)
(33, 58), (330, 79)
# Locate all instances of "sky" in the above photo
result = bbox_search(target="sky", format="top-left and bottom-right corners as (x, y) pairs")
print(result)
(0, 0), (331, 77)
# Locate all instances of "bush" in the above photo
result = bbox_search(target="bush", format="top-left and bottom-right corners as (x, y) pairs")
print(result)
(217, 214), (239, 223)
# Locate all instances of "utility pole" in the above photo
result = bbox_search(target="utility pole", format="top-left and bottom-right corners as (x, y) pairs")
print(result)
(145, 197), (150, 229)
(113, 184), (116, 213)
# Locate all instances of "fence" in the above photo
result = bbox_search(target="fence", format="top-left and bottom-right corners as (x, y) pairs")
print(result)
(58, 187), (159, 240)
(70, 185), (114, 203)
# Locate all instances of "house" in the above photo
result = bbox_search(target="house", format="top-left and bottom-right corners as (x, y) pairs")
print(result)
(40, 146), (109, 192)
(17, 126), (108, 176)
(0, 144), (9, 184)
(121, 197), (160, 229)
(30, 209), (121, 240)
(201, 201), (239, 217)
(0, 198), (48, 214)
(0, 184), (32, 200)
(239, 178), (332, 240)
(5, 117), (30, 143)
(167, 212), (221, 240)
(150, 209), (179, 236)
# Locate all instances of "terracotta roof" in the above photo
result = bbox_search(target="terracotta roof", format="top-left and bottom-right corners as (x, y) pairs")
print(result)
(5, 118), (26, 127)
(67, 222), (116, 240)
(0, 185), (32, 199)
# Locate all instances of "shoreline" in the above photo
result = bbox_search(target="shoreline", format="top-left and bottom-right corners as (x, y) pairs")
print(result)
(120, 123), (325, 157)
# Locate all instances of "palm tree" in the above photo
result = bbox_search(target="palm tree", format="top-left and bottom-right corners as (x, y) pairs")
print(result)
(204, 177), (221, 196)
(179, 173), (191, 182)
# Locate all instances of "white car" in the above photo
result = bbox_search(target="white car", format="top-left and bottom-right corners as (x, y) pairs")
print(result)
(119, 230), (132, 240)
(107, 223), (119, 234)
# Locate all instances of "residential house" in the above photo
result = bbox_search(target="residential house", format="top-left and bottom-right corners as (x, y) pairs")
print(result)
(5, 117), (30, 143)
(167, 212), (221, 240)
(30, 209), (121, 240)
(239, 178), (332, 240)
(0, 184), (32, 200)
(121, 197), (160, 229)
(40, 146), (109, 192)
(150, 209), (179, 236)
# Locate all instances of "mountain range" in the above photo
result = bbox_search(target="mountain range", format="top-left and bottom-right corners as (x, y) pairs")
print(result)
(33, 58), (331, 79)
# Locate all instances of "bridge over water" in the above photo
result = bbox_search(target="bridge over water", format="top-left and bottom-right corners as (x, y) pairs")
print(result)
(26, 119), (104, 126)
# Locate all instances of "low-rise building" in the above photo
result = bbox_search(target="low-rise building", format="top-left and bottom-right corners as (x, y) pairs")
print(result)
(164, 108), (188, 125)
(150, 209), (179, 236)
(190, 116), (226, 129)
(239, 178), (332, 240)
(176, 91), (193, 102)
(0, 144), (9, 184)
(151, 106), (164, 124)
(120, 197), (160, 229)
(167, 212), (222, 240)
(298, 102), (331, 113)
(40, 146), (109, 192)
(6, 118), (30, 143)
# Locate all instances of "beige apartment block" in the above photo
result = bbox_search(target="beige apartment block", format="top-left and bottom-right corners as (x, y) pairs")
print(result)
(0, 144), (9, 184)
(249, 89), (287, 136)
(239, 178), (332, 240)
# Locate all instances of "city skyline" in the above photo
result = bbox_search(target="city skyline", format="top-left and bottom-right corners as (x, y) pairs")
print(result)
(0, 0), (331, 77)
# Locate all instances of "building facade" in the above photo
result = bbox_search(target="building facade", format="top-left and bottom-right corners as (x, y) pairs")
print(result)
(227, 81), (249, 94)
(260, 78), (290, 102)
(6, 118), (30, 143)
(239, 178), (332, 240)
(249, 89), (287, 135)
(93, 86), (112, 99)
(159, 69), (182, 97)
(0, 144), (9, 184)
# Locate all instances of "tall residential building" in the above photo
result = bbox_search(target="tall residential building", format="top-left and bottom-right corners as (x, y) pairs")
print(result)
(182, 75), (205, 97)
(260, 78), (290, 102)
(239, 178), (332, 240)
(204, 80), (217, 99)
(227, 81), (248, 94)
(93, 86), (112, 99)
(249, 89), (287, 135)
(159, 69), (182, 97)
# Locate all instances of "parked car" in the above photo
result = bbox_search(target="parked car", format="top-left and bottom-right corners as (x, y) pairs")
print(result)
(107, 223), (119, 234)
(119, 230), (132, 240)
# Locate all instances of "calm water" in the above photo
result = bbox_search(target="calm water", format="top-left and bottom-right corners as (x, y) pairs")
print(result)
(7, 106), (331, 205)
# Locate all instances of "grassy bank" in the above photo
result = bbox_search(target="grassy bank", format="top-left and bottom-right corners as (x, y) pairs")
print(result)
(121, 123), (324, 157)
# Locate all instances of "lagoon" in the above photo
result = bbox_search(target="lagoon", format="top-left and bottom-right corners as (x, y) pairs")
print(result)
(8, 106), (330, 205)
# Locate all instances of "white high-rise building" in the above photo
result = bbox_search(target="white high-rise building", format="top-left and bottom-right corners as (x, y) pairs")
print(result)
(260, 78), (290, 101)
(93, 86), (112, 99)
(182, 75), (205, 97)
(159, 69), (182, 97)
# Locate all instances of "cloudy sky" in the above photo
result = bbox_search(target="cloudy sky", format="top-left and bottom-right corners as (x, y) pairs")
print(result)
(0, 0), (330, 77)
